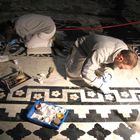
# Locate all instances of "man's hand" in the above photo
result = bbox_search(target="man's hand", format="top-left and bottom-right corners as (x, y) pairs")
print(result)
(100, 83), (111, 94)
(92, 71), (112, 94)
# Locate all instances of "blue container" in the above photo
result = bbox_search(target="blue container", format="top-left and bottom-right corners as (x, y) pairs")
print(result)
(27, 100), (69, 129)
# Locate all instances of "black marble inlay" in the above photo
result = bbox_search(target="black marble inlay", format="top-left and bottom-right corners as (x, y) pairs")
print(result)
(68, 92), (81, 103)
(0, 86), (140, 123)
(31, 92), (44, 101)
(29, 54), (52, 57)
(87, 123), (111, 140)
(0, 80), (10, 94)
(0, 108), (9, 121)
(114, 109), (138, 122)
(6, 123), (31, 140)
(66, 110), (79, 122)
(86, 110), (102, 122)
(135, 93), (140, 101)
(0, 18), (140, 140)
(12, 86), (28, 98)
(85, 89), (98, 99)
(17, 108), (29, 121)
(50, 87), (63, 98)
(103, 93), (116, 102)
(0, 90), (8, 101)
(20, 86), (140, 104)
(61, 123), (85, 140)
(33, 127), (58, 140)
(113, 123), (135, 140)
(1, 72), (31, 89)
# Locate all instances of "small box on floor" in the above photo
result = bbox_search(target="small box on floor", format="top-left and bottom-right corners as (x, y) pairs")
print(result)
(27, 100), (69, 129)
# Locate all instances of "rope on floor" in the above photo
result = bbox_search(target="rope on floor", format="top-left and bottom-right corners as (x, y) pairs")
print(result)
(57, 20), (140, 31)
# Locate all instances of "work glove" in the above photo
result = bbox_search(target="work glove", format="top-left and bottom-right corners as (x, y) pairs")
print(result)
(92, 68), (113, 94)
(100, 72), (112, 94)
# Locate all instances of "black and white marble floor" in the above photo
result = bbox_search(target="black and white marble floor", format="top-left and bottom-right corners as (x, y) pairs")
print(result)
(0, 18), (140, 140)
(0, 55), (140, 140)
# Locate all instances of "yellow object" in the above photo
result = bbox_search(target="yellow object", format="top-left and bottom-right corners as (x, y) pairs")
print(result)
(16, 71), (25, 80)
(57, 113), (64, 119)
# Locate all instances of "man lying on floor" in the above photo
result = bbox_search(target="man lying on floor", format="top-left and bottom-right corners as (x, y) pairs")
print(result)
(66, 33), (138, 94)
(0, 13), (56, 54)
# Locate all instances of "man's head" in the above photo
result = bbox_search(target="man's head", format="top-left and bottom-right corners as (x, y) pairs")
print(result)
(114, 50), (138, 69)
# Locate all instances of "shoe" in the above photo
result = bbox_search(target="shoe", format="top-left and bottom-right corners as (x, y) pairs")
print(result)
(52, 48), (67, 58)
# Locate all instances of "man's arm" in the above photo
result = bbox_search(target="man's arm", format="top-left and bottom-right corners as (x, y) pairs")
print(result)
(81, 46), (113, 94)
(81, 48), (105, 87)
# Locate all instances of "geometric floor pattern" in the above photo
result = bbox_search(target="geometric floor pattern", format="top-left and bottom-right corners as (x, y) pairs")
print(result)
(0, 86), (140, 140)
(0, 122), (139, 140)
(0, 18), (140, 140)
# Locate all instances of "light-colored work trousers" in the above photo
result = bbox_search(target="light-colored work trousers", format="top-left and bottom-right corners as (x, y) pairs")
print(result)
(65, 38), (87, 78)
(25, 26), (56, 49)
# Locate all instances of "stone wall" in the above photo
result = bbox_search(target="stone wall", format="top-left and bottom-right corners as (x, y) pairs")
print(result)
(122, 0), (140, 29)
(0, 0), (140, 28)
